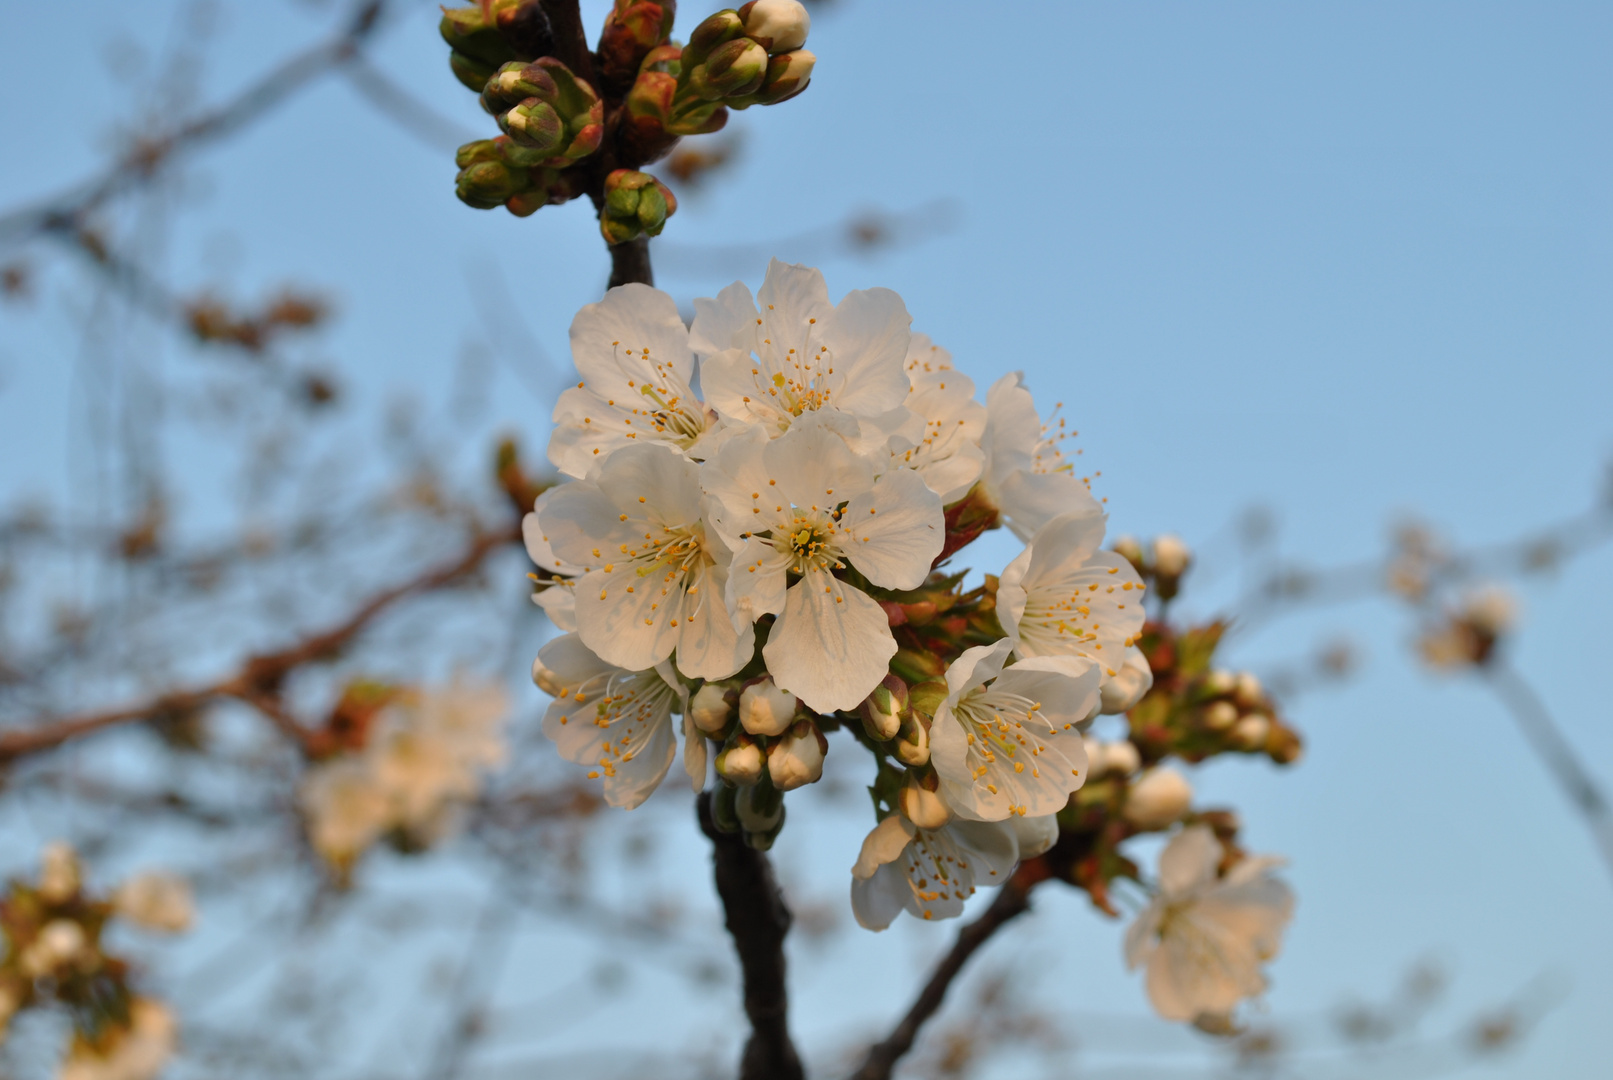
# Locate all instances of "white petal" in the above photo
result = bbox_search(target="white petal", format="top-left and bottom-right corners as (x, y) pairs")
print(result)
(683, 712), (708, 793)
(851, 862), (911, 931)
(674, 561), (755, 680)
(997, 468), (1103, 542)
(943, 639), (1015, 700)
(819, 286), (913, 417)
(756, 258), (833, 336)
(841, 469), (944, 590)
(765, 413), (874, 514)
(1124, 899), (1165, 970)
(569, 283), (694, 401)
(536, 480), (636, 569)
(1158, 825), (1222, 896)
(1012, 813), (1060, 859)
(852, 813), (916, 879)
(764, 568), (896, 713)
(948, 819), (1022, 881)
(574, 564), (679, 672)
(532, 579), (578, 631)
(724, 536), (790, 623)
(689, 279), (758, 357)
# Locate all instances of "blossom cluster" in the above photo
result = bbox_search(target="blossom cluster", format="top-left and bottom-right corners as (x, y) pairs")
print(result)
(525, 260), (1295, 1025)
(298, 679), (509, 876)
(0, 844), (192, 1080)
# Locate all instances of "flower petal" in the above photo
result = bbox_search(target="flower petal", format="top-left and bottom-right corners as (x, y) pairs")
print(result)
(764, 568), (896, 713)
(841, 469), (944, 590)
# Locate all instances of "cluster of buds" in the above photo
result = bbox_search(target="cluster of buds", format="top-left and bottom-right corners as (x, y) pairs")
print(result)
(444, 0), (813, 235)
(600, 169), (678, 242)
(698, 677), (828, 850)
(1124, 619), (1304, 765)
(1418, 585), (1516, 670)
(0, 844), (189, 1075)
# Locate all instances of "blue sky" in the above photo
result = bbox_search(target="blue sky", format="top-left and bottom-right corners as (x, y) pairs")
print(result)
(1, 1), (1610, 1076)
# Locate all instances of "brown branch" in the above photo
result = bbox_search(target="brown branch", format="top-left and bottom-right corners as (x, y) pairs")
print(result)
(538, 0), (598, 92)
(607, 237), (654, 288)
(696, 792), (804, 1080)
(847, 878), (1033, 1080)
(0, 524), (520, 764)
(0, 1), (388, 246)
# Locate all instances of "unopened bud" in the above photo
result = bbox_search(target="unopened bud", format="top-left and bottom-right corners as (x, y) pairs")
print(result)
(715, 732), (764, 785)
(1204, 669), (1235, 695)
(449, 51), (500, 93)
(1462, 586), (1516, 638)
(739, 678), (797, 736)
(482, 61), (558, 113)
(1084, 737), (1140, 778)
(898, 772), (950, 829)
(457, 159), (529, 210)
(1099, 646), (1153, 714)
(439, 6), (514, 67)
(895, 709), (931, 767)
(1122, 767), (1193, 829)
(738, 0), (810, 52)
(39, 841), (81, 903)
(1153, 534), (1192, 578)
(1268, 725), (1303, 764)
(502, 98), (565, 153)
(1112, 534), (1145, 571)
(692, 37), (768, 99)
(530, 655), (564, 698)
(600, 169), (678, 243)
(735, 779), (784, 832)
(686, 10), (745, 65)
(690, 682), (734, 735)
(860, 674), (907, 741)
(748, 48), (813, 105)
(19, 919), (86, 978)
(1012, 813), (1060, 859)
(768, 719), (826, 791)
(1232, 672), (1264, 709)
(1231, 713), (1271, 751)
(1203, 700), (1238, 731)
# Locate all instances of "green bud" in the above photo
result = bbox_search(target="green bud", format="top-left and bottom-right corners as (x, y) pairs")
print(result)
(727, 48), (813, 109)
(482, 60), (559, 113)
(691, 37), (768, 99)
(454, 139), (503, 169)
(605, 184), (641, 219)
(685, 10), (745, 65)
(501, 99), (565, 153)
(636, 182), (669, 233)
(449, 51), (500, 94)
(599, 169), (678, 244)
(859, 674), (908, 741)
(455, 160), (529, 210)
(439, 7), (516, 67)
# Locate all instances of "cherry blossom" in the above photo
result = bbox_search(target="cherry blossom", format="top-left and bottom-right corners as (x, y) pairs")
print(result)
(979, 371), (1102, 540)
(850, 811), (1021, 929)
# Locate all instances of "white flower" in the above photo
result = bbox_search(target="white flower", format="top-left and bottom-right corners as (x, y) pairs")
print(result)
(1231, 713), (1271, 751)
(535, 633), (687, 810)
(538, 443), (754, 681)
(1100, 645), (1154, 714)
(690, 259), (913, 444)
(523, 494), (584, 631)
(59, 997), (177, 1080)
(703, 415), (943, 712)
(767, 720), (826, 790)
(739, 677), (798, 736)
(849, 812), (1020, 929)
(980, 372), (1102, 540)
(114, 873), (194, 933)
(548, 283), (716, 479)
(998, 509), (1148, 686)
(886, 370), (986, 504)
(20, 919), (87, 978)
(1125, 826), (1295, 1022)
(299, 757), (391, 868)
(368, 681), (509, 835)
(1123, 767), (1193, 829)
(741, 0), (810, 51)
(903, 332), (953, 383)
(1011, 813), (1061, 859)
(1462, 586), (1516, 636)
(39, 841), (80, 903)
(930, 638), (1101, 821)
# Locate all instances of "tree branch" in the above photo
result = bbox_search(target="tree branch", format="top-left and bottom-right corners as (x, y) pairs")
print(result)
(847, 878), (1033, 1080)
(607, 237), (654, 288)
(1483, 659), (1613, 884)
(0, 524), (520, 764)
(696, 792), (804, 1080)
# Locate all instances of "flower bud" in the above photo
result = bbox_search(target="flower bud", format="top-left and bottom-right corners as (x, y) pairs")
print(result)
(735, 779), (784, 832)
(749, 48), (813, 105)
(768, 719), (826, 791)
(739, 678), (797, 736)
(456, 159), (530, 210)
(1122, 767), (1193, 829)
(1112, 534), (1145, 572)
(860, 674), (907, 741)
(39, 841), (81, 903)
(1152, 534), (1192, 578)
(738, 0), (810, 52)
(449, 51), (500, 93)
(1203, 700), (1238, 732)
(690, 682), (735, 735)
(690, 37), (768, 100)
(1204, 669), (1235, 695)
(685, 10), (745, 65)
(600, 169), (678, 243)
(19, 919), (86, 978)
(501, 98), (565, 153)
(898, 772), (950, 829)
(115, 872), (194, 933)
(745, 804), (787, 851)
(439, 6), (515, 68)
(1084, 737), (1140, 778)
(1462, 586), (1516, 638)
(1233, 671), (1264, 709)
(531, 659), (564, 700)
(1099, 646), (1153, 715)
(894, 709), (931, 767)
(1268, 725), (1304, 765)
(1012, 813), (1060, 859)
(482, 61), (559, 113)
(1231, 713), (1271, 752)
(715, 732), (764, 786)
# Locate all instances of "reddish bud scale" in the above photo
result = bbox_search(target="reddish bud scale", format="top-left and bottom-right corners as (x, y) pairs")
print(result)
(933, 490), (1000, 568)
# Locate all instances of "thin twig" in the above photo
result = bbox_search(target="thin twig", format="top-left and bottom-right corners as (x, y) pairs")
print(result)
(848, 879), (1033, 1080)
(607, 237), (654, 288)
(1483, 659), (1613, 884)
(696, 792), (804, 1080)
(0, 524), (520, 763)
